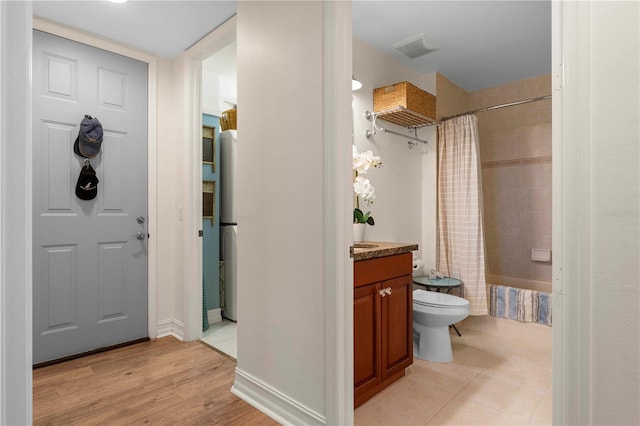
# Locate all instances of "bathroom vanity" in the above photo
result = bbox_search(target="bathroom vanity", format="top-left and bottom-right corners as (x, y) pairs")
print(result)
(351, 241), (418, 408)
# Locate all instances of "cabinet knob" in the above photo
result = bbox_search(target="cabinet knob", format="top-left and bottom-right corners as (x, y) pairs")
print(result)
(385, 287), (392, 295)
(378, 289), (387, 297)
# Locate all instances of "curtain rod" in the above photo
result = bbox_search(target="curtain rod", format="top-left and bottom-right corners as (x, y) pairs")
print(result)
(426, 95), (552, 126)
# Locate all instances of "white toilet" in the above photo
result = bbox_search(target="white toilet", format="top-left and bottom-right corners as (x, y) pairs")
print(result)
(413, 289), (470, 362)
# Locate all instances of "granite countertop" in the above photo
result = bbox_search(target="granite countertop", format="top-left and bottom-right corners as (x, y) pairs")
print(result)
(350, 241), (419, 261)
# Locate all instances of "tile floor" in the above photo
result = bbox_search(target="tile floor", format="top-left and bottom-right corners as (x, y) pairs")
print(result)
(355, 323), (552, 426)
(201, 318), (237, 359)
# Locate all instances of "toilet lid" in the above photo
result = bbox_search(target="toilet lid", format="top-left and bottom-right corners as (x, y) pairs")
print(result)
(413, 289), (470, 308)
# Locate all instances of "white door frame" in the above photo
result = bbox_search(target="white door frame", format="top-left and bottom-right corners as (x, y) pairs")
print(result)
(1, 2), (33, 423)
(551, 2), (592, 424)
(32, 18), (160, 340)
(180, 16), (236, 342)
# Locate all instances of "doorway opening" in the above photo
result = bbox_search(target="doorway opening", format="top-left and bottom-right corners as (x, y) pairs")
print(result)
(199, 41), (238, 359)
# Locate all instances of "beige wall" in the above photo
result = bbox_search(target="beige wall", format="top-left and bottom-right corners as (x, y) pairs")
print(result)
(470, 75), (552, 283)
(436, 73), (469, 119)
(352, 38), (427, 257)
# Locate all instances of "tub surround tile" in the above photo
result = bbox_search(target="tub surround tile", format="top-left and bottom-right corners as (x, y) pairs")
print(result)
(476, 76), (551, 286)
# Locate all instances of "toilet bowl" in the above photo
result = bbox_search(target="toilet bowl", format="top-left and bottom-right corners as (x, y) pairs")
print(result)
(413, 289), (470, 362)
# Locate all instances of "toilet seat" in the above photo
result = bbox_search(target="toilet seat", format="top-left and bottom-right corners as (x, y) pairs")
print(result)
(413, 289), (469, 309)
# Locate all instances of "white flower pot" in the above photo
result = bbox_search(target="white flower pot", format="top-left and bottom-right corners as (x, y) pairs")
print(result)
(353, 223), (366, 242)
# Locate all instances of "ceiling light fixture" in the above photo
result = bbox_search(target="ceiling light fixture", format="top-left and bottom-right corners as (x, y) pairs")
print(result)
(392, 33), (439, 59)
(109, 0), (129, 3)
(352, 76), (363, 91)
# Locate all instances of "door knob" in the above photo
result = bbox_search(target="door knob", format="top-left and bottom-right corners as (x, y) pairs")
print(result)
(385, 287), (392, 295)
(379, 289), (387, 297)
(136, 232), (146, 240)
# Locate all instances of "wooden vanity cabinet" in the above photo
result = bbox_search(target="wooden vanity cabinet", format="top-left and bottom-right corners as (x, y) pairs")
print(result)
(354, 252), (413, 408)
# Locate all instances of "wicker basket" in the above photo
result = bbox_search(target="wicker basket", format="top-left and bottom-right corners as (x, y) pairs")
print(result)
(220, 108), (237, 131)
(373, 81), (436, 121)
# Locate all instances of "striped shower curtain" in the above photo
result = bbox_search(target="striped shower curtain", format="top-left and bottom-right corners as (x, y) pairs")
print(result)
(437, 115), (488, 315)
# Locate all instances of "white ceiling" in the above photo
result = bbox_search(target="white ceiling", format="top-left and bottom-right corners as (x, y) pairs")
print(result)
(352, 1), (551, 92)
(33, 1), (237, 59)
(33, 1), (551, 92)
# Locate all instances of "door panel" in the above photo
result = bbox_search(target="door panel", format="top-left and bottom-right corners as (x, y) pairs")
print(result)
(101, 131), (125, 211)
(43, 122), (76, 210)
(43, 245), (78, 331)
(33, 30), (148, 364)
(354, 283), (381, 394)
(381, 275), (413, 379)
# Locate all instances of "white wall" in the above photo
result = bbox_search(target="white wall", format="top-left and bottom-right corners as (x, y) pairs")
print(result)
(352, 38), (437, 265)
(202, 71), (237, 117)
(418, 73), (438, 270)
(235, 0), (327, 422)
(155, 57), (183, 334)
(202, 41), (237, 117)
(588, 1), (639, 423)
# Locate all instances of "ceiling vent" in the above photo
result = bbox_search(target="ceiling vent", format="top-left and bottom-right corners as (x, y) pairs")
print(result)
(392, 33), (439, 59)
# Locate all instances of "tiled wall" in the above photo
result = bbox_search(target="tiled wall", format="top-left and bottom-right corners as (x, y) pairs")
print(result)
(469, 75), (552, 282)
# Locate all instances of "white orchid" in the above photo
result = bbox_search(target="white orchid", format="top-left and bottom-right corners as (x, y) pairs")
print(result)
(353, 145), (382, 209)
(352, 145), (382, 174)
(353, 175), (376, 205)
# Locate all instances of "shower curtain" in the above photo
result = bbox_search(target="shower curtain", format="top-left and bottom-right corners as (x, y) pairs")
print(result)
(437, 114), (488, 315)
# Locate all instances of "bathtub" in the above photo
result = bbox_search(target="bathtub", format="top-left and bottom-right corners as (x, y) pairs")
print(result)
(486, 274), (552, 294)
(458, 275), (553, 346)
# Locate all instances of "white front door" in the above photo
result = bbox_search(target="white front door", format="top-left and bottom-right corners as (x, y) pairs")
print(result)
(32, 30), (148, 364)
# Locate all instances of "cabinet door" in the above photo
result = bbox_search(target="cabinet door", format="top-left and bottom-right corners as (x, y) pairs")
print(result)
(354, 282), (381, 396)
(380, 275), (413, 379)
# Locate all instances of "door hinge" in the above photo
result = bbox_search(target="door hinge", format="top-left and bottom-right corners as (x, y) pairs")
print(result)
(553, 62), (563, 90)
(198, 230), (203, 237)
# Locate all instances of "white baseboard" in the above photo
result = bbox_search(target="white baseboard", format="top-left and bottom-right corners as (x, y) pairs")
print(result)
(208, 308), (222, 324)
(232, 368), (326, 426)
(156, 319), (185, 341)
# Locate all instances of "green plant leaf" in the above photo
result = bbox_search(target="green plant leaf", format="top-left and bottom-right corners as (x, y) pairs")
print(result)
(354, 208), (375, 225)
(353, 208), (364, 223)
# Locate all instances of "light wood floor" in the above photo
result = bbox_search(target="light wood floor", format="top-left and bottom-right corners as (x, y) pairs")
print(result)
(33, 336), (278, 425)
